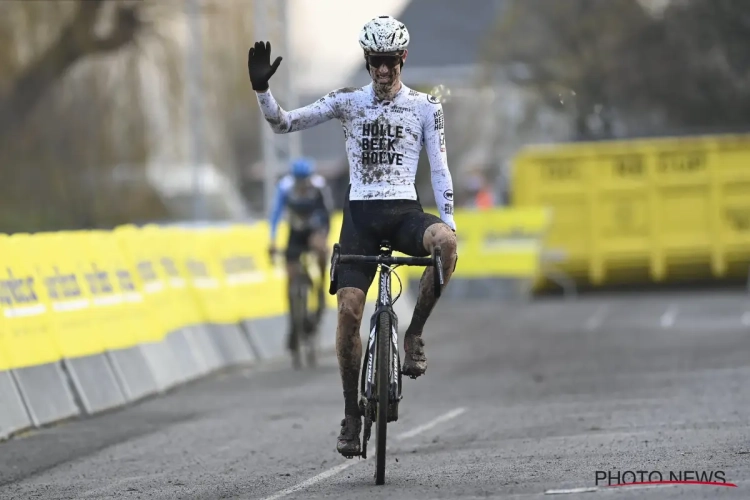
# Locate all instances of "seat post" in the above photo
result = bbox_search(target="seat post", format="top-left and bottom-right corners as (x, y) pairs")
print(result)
(379, 240), (393, 257)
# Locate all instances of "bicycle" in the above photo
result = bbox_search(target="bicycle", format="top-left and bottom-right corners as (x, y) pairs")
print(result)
(272, 249), (321, 370)
(328, 240), (444, 485)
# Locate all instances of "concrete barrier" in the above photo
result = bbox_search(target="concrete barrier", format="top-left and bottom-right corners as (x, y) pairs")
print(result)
(206, 323), (256, 367)
(245, 315), (289, 361)
(13, 363), (80, 427)
(63, 355), (127, 415)
(139, 341), (181, 393)
(188, 325), (226, 373)
(107, 347), (160, 402)
(165, 328), (207, 381)
(0, 370), (32, 440)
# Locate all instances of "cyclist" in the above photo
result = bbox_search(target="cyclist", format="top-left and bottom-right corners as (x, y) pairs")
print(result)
(268, 158), (333, 357)
(248, 15), (458, 458)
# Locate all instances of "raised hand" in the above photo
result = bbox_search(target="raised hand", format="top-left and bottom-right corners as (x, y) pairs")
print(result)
(247, 41), (283, 91)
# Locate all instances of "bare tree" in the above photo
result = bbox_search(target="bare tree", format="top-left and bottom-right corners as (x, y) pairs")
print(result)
(0, 1), (143, 145)
(0, 0), (262, 232)
(482, 0), (750, 139)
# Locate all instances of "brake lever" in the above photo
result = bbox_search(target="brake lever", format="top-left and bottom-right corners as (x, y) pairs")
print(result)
(433, 247), (443, 299)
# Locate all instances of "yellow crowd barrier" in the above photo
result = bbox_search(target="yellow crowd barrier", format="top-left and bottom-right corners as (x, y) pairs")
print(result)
(512, 133), (750, 286)
(0, 225), (270, 372)
(0, 234), (60, 370)
(0, 203), (554, 376)
(395, 207), (554, 288)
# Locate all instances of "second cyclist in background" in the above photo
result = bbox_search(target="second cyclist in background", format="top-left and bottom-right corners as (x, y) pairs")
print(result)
(268, 158), (334, 349)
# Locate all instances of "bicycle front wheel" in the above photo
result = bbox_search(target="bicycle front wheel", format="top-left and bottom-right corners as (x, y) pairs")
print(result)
(375, 310), (391, 485)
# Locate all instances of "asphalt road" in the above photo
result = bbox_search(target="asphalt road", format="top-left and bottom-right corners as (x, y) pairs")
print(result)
(1, 290), (749, 499)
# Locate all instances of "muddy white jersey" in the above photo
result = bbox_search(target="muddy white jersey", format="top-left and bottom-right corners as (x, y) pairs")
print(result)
(256, 83), (456, 230)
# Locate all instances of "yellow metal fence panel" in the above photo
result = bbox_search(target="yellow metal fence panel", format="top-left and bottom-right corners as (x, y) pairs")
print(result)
(512, 133), (750, 286)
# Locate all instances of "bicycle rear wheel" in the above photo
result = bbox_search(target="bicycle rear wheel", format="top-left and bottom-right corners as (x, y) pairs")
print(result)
(290, 276), (308, 369)
(375, 310), (391, 485)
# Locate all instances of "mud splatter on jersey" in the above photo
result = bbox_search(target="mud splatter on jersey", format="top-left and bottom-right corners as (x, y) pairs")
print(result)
(256, 83), (456, 230)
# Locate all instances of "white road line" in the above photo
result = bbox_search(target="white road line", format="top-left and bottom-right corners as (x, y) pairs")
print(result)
(742, 312), (750, 327)
(660, 305), (678, 328)
(260, 462), (357, 500)
(259, 407), (467, 500)
(584, 305), (608, 331)
(395, 407), (466, 440)
(545, 486), (598, 495)
(602, 484), (680, 492)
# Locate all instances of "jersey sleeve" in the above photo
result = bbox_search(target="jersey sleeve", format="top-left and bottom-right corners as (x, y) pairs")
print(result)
(256, 88), (339, 134)
(422, 100), (456, 231)
(268, 177), (290, 243)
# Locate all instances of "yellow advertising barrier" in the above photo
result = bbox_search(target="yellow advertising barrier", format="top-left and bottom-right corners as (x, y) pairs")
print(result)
(394, 207), (553, 285)
(114, 225), (173, 342)
(512, 133), (750, 286)
(0, 235), (61, 370)
(212, 225), (267, 322)
(180, 228), (218, 324)
(0, 334), (9, 372)
(23, 232), (103, 359)
(1, 204), (557, 378)
(451, 207), (551, 278)
(91, 230), (157, 346)
(144, 225), (205, 330)
(226, 223), (283, 320)
(78, 231), (140, 351)
(193, 229), (241, 325)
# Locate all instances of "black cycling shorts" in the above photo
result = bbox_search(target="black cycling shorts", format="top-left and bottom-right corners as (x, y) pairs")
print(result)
(285, 228), (313, 263)
(335, 186), (446, 295)
(285, 221), (329, 263)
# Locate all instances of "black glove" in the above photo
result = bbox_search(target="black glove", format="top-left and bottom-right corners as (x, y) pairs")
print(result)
(248, 41), (282, 92)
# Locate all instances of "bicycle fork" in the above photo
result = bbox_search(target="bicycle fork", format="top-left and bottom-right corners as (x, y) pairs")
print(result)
(360, 307), (402, 458)
(361, 310), (401, 406)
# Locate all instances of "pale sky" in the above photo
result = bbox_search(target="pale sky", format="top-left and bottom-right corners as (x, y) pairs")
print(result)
(287, 0), (410, 94)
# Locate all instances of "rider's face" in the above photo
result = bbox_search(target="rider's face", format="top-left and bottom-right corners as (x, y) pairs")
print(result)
(367, 51), (406, 86)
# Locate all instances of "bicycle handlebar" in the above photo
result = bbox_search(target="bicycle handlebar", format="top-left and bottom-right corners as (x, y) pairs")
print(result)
(338, 255), (434, 266)
(329, 243), (444, 299)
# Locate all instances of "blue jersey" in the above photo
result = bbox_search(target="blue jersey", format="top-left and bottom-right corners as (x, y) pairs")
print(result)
(269, 174), (333, 242)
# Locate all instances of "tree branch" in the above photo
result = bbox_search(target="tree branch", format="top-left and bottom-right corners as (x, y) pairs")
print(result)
(0, 1), (142, 144)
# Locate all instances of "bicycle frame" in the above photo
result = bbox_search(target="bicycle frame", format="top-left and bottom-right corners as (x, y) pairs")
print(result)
(329, 240), (443, 472)
(329, 241), (444, 405)
(361, 246), (400, 406)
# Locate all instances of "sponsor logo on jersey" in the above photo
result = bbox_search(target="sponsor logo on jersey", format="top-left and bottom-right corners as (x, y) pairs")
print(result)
(427, 94), (440, 104)
(360, 122), (405, 166)
(443, 189), (454, 201)
(433, 109), (444, 130)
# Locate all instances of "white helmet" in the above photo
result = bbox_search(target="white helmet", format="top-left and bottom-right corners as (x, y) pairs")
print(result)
(358, 15), (410, 53)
